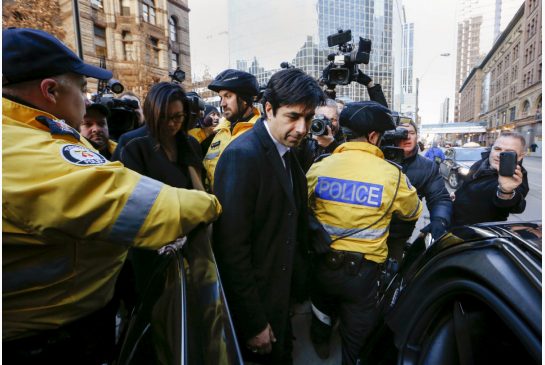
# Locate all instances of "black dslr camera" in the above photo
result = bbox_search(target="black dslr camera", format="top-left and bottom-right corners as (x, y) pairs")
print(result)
(93, 79), (140, 141)
(310, 114), (333, 136)
(380, 113), (412, 165)
(323, 29), (372, 86)
(185, 91), (206, 130)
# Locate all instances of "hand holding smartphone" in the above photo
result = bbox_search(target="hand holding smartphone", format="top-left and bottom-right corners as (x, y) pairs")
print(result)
(499, 151), (517, 176)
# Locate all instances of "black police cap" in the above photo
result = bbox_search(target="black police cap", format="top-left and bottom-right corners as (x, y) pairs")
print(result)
(3, 28), (112, 85)
(208, 69), (259, 96)
(340, 101), (395, 137)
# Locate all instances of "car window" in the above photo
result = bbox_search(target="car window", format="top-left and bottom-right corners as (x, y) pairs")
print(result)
(454, 148), (485, 161)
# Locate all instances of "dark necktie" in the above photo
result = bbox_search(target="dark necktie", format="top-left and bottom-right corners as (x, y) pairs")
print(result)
(283, 150), (293, 190)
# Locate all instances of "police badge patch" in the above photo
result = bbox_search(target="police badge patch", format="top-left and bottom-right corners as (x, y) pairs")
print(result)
(60, 144), (107, 166)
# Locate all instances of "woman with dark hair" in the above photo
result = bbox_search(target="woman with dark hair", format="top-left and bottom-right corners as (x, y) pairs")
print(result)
(115, 82), (204, 296)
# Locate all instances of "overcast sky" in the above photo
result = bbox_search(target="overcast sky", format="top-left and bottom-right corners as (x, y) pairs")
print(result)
(187, 0), (505, 123)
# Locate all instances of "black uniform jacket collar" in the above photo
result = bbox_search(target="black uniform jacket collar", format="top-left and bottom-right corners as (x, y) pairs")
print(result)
(253, 117), (300, 209)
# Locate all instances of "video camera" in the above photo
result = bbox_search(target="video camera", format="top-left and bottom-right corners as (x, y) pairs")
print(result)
(93, 79), (140, 141)
(380, 113), (413, 164)
(167, 67), (206, 129)
(185, 91), (206, 130)
(310, 114), (333, 136)
(323, 29), (372, 87)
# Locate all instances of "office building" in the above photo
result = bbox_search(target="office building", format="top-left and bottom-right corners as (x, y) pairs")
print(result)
(454, 0), (524, 121)
(458, 0), (541, 148)
(226, 0), (408, 107)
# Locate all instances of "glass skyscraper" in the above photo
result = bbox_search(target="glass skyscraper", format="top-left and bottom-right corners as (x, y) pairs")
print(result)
(227, 0), (407, 107)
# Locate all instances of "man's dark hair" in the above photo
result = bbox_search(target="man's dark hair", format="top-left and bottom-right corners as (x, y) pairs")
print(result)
(261, 68), (325, 115)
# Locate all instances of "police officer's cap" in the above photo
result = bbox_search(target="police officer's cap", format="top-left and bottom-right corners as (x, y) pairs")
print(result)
(208, 69), (259, 97)
(3, 28), (112, 85)
(340, 101), (395, 137)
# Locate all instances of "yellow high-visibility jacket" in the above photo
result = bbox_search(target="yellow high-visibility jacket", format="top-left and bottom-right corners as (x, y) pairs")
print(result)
(188, 127), (208, 144)
(203, 107), (261, 191)
(2, 97), (222, 340)
(307, 142), (422, 263)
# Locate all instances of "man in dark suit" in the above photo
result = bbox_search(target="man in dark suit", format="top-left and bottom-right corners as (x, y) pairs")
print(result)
(213, 68), (325, 364)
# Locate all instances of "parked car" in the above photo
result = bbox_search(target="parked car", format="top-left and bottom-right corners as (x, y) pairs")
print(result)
(439, 147), (488, 189)
(361, 221), (542, 365)
(113, 226), (243, 365)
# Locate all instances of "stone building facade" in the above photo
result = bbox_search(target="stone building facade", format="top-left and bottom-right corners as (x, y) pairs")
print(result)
(58, 0), (191, 99)
(458, 0), (542, 150)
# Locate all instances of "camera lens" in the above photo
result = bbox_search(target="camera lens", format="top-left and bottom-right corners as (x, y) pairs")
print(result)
(310, 119), (325, 136)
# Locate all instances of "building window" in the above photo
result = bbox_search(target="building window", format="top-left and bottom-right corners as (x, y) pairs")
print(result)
(122, 31), (133, 61)
(142, 0), (155, 25)
(522, 100), (530, 116)
(170, 52), (179, 70)
(91, 0), (103, 8)
(510, 107), (516, 121)
(120, 0), (130, 15)
(169, 17), (178, 42)
(93, 25), (107, 58)
(148, 37), (159, 66)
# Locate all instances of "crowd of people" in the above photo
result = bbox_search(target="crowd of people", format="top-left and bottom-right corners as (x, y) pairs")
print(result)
(2, 28), (531, 365)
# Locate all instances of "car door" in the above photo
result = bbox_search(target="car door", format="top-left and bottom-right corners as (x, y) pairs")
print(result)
(114, 226), (243, 365)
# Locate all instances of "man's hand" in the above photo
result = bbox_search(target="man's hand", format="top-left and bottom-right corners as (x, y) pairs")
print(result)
(356, 69), (374, 88)
(246, 323), (276, 355)
(312, 126), (335, 148)
(420, 218), (448, 240)
(498, 165), (523, 193)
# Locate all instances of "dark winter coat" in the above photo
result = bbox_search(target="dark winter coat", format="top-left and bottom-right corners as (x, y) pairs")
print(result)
(212, 118), (309, 363)
(452, 156), (529, 226)
(115, 131), (202, 188)
(389, 148), (452, 240)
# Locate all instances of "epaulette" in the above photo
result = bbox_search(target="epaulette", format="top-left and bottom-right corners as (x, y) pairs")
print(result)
(36, 115), (80, 141)
(314, 153), (332, 163)
(386, 159), (402, 170)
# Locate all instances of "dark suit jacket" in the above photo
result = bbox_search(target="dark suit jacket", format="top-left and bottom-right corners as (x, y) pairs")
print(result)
(213, 118), (309, 362)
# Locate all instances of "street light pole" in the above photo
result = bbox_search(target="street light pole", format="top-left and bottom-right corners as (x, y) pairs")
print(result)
(414, 53), (450, 129)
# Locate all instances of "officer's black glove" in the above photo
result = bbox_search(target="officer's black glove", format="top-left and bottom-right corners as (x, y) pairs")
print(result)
(356, 69), (372, 86)
(420, 218), (448, 240)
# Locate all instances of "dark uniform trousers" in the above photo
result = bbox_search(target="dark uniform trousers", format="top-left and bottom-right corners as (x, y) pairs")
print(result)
(310, 250), (380, 365)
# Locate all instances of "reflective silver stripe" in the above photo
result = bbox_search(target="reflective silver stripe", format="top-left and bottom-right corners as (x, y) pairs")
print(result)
(109, 176), (163, 244)
(3, 255), (72, 293)
(311, 302), (332, 326)
(322, 223), (389, 240)
(401, 199), (421, 219)
(204, 151), (220, 160)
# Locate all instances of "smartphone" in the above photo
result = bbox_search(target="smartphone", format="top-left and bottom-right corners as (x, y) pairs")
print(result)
(499, 151), (517, 176)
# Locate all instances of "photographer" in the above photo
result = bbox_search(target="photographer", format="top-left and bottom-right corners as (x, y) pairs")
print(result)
(80, 103), (117, 160)
(452, 132), (529, 226)
(307, 101), (422, 364)
(387, 120), (452, 262)
(297, 71), (388, 172)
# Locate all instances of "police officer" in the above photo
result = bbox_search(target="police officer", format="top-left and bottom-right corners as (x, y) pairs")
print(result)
(188, 104), (221, 153)
(306, 101), (422, 365)
(204, 69), (260, 191)
(2, 28), (221, 364)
